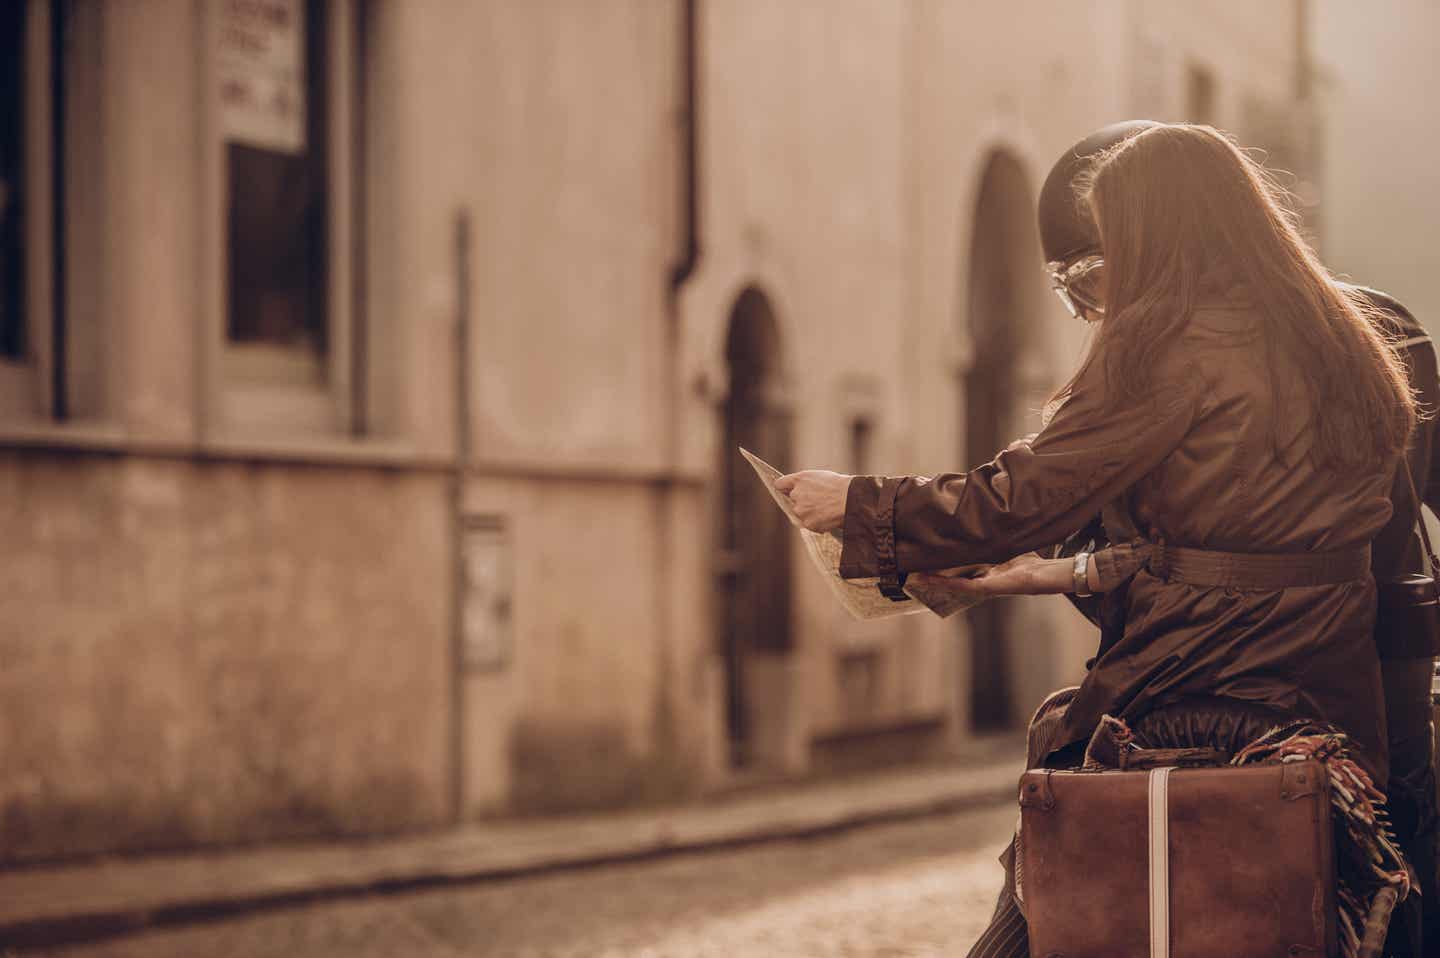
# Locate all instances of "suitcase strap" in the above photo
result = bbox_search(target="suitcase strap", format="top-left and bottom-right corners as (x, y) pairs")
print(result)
(1148, 767), (1175, 958)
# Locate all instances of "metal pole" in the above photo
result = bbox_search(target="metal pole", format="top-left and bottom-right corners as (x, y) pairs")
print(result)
(50, 0), (67, 420)
(350, 0), (369, 436)
(449, 209), (472, 822)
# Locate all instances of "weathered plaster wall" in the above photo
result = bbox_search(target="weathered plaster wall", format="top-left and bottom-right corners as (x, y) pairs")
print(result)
(0, 454), (450, 864)
(462, 476), (710, 814)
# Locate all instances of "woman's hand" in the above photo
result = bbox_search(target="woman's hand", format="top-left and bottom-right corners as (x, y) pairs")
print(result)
(774, 470), (852, 533)
(908, 552), (1075, 597)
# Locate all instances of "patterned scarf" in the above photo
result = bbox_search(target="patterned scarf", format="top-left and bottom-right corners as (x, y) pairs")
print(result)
(1230, 724), (1412, 958)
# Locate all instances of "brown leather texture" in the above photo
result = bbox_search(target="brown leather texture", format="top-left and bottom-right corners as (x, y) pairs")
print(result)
(1019, 760), (1335, 958)
(838, 300), (1397, 783)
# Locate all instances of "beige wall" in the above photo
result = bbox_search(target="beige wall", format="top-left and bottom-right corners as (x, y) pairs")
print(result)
(686, 0), (911, 750)
(898, 0), (1127, 724)
(0, 454), (450, 865)
(378, 0), (682, 470)
(1314, 0), (1440, 328)
(0, 1), (461, 866)
(461, 476), (711, 813)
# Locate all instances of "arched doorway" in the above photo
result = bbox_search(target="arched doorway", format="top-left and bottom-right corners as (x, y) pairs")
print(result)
(717, 287), (793, 767)
(963, 151), (1045, 731)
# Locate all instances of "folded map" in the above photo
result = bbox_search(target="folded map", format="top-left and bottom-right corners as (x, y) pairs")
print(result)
(739, 447), (986, 621)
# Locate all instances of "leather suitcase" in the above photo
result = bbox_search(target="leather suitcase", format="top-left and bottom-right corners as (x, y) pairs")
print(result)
(1018, 759), (1335, 958)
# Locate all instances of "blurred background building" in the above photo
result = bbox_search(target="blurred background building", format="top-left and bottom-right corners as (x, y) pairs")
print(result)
(1312, 0), (1440, 330)
(0, 0), (1375, 866)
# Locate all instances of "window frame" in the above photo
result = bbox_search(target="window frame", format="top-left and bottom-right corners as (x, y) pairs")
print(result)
(204, 0), (362, 439)
(0, 0), (58, 421)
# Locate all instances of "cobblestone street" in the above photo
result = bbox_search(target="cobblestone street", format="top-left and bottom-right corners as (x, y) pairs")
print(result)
(23, 802), (1016, 958)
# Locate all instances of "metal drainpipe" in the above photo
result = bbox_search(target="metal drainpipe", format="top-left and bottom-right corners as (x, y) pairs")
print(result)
(450, 209), (472, 823)
(653, 0), (700, 784)
(669, 0), (700, 304)
(664, 0), (701, 470)
(665, 0), (701, 452)
(50, 0), (67, 420)
(350, 2), (370, 437)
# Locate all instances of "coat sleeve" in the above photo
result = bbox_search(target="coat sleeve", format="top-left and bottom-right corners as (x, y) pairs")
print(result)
(838, 359), (1201, 579)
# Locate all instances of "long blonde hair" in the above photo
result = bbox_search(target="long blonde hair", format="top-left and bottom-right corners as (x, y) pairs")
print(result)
(1068, 123), (1414, 468)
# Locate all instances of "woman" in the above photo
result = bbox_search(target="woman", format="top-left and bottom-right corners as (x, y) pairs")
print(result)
(779, 123), (1419, 954)
(778, 122), (1415, 787)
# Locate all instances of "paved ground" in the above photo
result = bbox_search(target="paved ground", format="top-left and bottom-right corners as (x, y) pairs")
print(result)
(19, 802), (1017, 958)
(1, 743), (1025, 947)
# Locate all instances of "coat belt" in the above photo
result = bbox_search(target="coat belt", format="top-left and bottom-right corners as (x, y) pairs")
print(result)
(1148, 542), (1371, 590)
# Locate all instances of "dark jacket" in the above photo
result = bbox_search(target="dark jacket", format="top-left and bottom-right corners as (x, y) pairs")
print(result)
(1355, 287), (1439, 611)
(839, 294), (1398, 781)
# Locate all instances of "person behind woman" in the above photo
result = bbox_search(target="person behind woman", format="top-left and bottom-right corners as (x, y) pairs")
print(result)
(777, 124), (1417, 950)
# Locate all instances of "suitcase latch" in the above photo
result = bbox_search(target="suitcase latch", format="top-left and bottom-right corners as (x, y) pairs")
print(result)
(1019, 770), (1056, 811)
(1280, 761), (1322, 801)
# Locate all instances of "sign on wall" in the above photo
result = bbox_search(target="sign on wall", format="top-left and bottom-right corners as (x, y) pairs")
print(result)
(216, 0), (306, 154)
(462, 516), (514, 671)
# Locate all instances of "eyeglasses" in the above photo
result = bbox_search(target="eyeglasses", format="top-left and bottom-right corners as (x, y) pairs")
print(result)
(1046, 254), (1106, 319)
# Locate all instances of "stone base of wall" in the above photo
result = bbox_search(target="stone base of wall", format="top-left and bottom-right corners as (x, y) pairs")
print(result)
(0, 452), (452, 866)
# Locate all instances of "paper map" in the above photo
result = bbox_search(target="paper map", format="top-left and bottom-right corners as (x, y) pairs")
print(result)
(739, 448), (984, 621)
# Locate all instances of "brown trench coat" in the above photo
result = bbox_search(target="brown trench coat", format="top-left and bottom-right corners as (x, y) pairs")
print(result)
(839, 300), (1397, 783)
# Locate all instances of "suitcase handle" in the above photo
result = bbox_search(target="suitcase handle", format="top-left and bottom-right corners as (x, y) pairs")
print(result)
(1117, 746), (1231, 770)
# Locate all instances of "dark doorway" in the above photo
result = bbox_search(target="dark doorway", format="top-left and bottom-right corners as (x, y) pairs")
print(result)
(718, 287), (792, 766)
(963, 151), (1039, 731)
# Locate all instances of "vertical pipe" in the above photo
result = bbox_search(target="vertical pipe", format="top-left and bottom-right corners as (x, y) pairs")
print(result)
(50, 0), (66, 420)
(668, 0), (699, 299)
(194, 0), (214, 442)
(1294, 0), (1311, 101)
(663, 0), (700, 459)
(350, 0), (368, 436)
(655, 0), (701, 779)
(449, 208), (472, 822)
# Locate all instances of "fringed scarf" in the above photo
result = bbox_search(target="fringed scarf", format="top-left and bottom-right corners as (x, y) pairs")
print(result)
(1230, 723), (1412, 958)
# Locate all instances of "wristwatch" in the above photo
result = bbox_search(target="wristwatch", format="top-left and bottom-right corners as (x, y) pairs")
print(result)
(1072, 551), (1094, 598)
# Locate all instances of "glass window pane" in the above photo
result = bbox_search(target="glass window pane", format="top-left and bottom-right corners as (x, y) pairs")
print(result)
(225, 0), (328, 357)
(0, 2), (26, 360)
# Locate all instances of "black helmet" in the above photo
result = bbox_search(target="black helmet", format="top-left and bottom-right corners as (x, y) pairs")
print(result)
(1038, 120), (1159, 264)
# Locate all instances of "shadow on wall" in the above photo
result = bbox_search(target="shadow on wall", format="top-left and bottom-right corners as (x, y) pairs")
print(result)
(1, 770), (428, 867)
(508, 716), (700, 815)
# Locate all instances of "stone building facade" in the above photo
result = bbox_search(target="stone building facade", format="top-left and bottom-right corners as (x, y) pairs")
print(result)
(0, 0), (1314, 864)
(1313, 0), (1440, 331)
